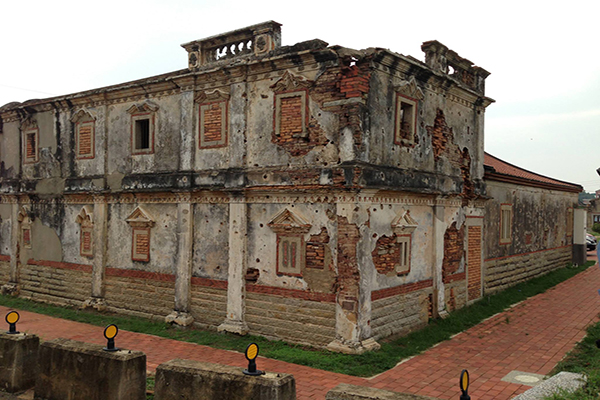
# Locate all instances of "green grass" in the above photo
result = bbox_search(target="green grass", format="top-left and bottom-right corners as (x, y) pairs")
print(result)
(0, 261), (594, 378)
(545, 309), (600, 399)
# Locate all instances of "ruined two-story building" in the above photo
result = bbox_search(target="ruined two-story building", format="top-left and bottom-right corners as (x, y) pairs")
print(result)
(0, 22), (581, 353)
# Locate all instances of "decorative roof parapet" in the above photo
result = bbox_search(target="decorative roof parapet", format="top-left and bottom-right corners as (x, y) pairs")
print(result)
(421, 40), (490, 95)
(181, 21), (282, 70)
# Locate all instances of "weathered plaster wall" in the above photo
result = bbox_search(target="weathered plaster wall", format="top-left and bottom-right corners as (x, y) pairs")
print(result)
(0, 204), (11, 255)
(68, 106), (107, 178)
(192, 203), (229, 279)
(365, 67), (485, 197)
(247, 202), (337, 292)
(484, 181), (577, 259)
(245, 67), (340, 170)
(106, 203), (178, 274)
(0, 121), (20, 180)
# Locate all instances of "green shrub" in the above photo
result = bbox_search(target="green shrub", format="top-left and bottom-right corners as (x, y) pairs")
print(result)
(593, 223), (600, 233)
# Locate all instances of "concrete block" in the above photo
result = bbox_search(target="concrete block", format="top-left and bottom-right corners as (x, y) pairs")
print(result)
(0, 332), (39, 392)
(325, 383), (438, 400)
(35, 338), (146, 400)
(154, 358), (296, 400)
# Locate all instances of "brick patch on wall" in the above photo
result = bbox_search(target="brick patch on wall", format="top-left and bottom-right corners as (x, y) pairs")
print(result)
(105, 267), (175, 282)
(27, 259), (92, 273)
(467, 225), (482, 300)
(246, 283), (335, 303)
(371, 279), (434, 301)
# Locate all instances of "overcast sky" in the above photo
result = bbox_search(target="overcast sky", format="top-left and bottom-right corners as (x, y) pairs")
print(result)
(1, 0), (599, 192)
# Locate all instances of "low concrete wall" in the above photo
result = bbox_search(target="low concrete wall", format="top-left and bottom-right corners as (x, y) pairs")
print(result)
(484, 247), (571, 294)
(246, 291), (336, 348)
(371, 283), (432, 341)
(0, 332), (39, 392)
(154, 358), (296, 400)
(326, 383), (437, 400)
(36, 338), (146, 400)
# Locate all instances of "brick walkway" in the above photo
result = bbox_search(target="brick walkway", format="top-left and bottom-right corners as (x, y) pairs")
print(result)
(3, 254), (599, 399)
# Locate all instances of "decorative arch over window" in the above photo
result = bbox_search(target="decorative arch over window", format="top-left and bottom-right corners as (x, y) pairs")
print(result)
(75, 205), (94, 258)
(394, 78), (424, 147)
(126, 101), (159, 155)
(126, 206), (155, 262)
(195, 89), (229, 149)
(70, 109), (96, 159)
(17, 207), (33, 249)
(268, 208), (311, 277)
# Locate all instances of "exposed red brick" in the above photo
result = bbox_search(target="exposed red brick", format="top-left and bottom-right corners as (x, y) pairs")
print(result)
(27, 259), (92, 273)
(0, 255), (10, 262)
(371, 279), (433, 301)
(105, 267), (175, 282)
(467, 225), (482, 300)
(246, 283), (335, 302)
(306, 227), (330, 269)
(190, 276), (228, 289)
(203, 103), (223, 142)
(334, 216), (361, 314)
(372, 234), (400, 275)
(77, 123), (93, 157)
(442, 221), (465, 281)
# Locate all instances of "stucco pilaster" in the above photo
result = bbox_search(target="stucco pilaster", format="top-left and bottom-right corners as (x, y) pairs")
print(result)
(327, 201), (379, 354)
(166, 194), (194, 326)
(83, 195), (108, 310)
(2, 199), (21, 295)
(432, 201), (445, 318)
(218, 194), (248, 335)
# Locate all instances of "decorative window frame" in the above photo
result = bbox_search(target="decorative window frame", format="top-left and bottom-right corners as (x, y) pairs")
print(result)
(17, 207), (32, 249)
(499, 203), (513, 245)
(75, 206), (94, 258)
(70, 109), (96, 160)
(21, 118), (39, 164)
(271, 71), (312, 139)
(393, 78), (424, 147)
(127, 101), (158, 155)
(268, 208), (311, 277)
(126, 206), (155, 262)
(391, 210), (418, 275)
(195, 89), (229, 149)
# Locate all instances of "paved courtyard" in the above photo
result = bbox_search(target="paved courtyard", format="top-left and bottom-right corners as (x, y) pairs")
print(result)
(2, 253), (598, 399)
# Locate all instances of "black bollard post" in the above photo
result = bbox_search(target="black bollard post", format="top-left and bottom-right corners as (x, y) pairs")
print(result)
(460, 369), (470, 400)
(243, 343), (264, 376)
(103, 324), (120, 352)
(5, 311), (20, 334)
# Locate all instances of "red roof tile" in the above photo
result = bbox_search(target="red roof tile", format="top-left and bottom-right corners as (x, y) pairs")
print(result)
(484, 152), (581, 192)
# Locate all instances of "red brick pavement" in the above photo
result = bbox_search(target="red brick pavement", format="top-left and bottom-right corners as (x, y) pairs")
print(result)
(2, 253), (599, 399)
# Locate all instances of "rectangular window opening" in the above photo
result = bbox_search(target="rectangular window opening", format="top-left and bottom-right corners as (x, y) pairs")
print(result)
(135, 119), (151, 150)
(399, 102), (414, 140)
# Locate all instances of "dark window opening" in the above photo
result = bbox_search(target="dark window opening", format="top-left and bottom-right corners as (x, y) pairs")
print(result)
(135, 119), (150, 150)
(399, 102), (413, 140)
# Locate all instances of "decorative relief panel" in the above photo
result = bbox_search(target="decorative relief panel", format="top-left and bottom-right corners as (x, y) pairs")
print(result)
(75, 206), (94, 258)
(268, 208), (311, 277)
